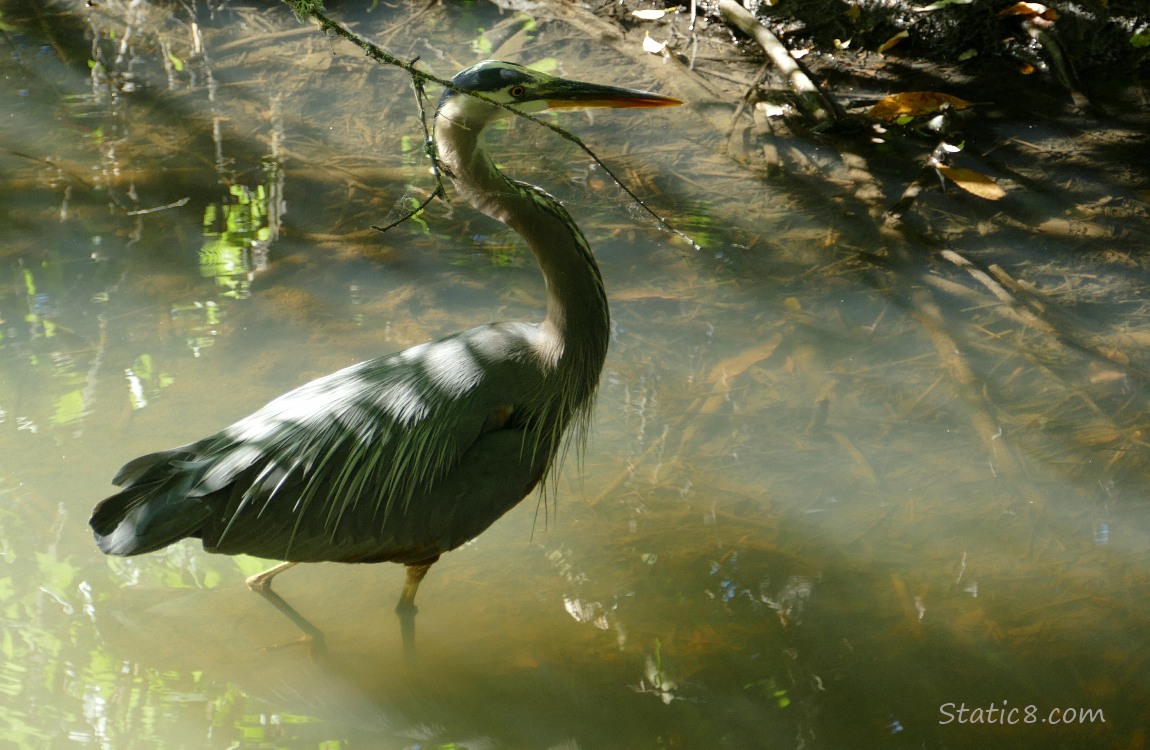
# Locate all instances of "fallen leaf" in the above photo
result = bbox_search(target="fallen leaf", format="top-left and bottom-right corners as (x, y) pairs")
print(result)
(879, 30), (909, 54)
(1088, 362), (1128, 384)
(1073, 424), (1123, 446)
(868, 91), (974, 121)
(705, 334), (784, 384)
(642, 32), (667, 54)
(632, 9), (667, 20)
(913, 0), (974, 12)
(1034, 218), (1114, 238)
(754, 101), (786, 118)
(935, 165), (1006, 200)
(996, 2), (1057, 20)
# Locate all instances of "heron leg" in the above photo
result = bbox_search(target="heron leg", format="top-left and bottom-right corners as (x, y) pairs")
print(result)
(395, 559), (437, 614)
(252, 586), (327, 656)
(246, 561), (299, 591)
(396, 558), (437, 655)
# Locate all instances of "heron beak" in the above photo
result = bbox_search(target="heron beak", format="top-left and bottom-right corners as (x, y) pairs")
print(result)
(542, 79), (682, 110)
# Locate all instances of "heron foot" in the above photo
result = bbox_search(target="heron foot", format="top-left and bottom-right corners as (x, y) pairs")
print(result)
(250, 582), (328, 656)
(246, 561), (299, 591)
(257, 632), (327, 656)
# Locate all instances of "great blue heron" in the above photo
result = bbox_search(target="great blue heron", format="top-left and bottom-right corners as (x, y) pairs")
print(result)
(90, 60), (680, 622)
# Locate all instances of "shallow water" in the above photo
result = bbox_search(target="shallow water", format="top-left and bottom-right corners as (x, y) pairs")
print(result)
(2, 2), (1148, 748)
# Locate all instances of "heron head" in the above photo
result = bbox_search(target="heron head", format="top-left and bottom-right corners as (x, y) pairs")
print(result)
(438, 60), (681, 123)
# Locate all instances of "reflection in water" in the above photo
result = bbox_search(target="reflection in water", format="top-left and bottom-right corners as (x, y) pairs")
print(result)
(0, 1), (1147, 749)
(169, 300), (222, 360)
(199, 185), (269, 301)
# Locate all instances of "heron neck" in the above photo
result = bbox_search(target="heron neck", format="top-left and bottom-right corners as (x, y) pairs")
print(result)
(434, 114), (610, 381)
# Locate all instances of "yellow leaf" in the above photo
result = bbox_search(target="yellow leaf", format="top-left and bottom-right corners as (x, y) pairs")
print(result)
(879, 30), (909, 54)
(935, 165), (1006, 200)
(868, 91), (975, 121)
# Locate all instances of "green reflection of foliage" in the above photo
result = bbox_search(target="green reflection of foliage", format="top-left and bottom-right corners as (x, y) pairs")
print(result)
(200, 185), (272, 300)
(0, 259), (97, 428)
(662, 201), (716, 251)
(52, 388), (85, 426)
(471, 14), (538, 57)
(0, 484), (352, 748)
(639, 638), (679, 704)
(404, 196), (430, 234)
(104, 545), (221, 590)
(472, 31), (493, 56)
(126, 353), (175, 411)
(745, 677), (791, 709)
(527, 57), (556, 74)
(35, 550), (76, 600)
(170, 300), (223, 359)
(18, 262), (59, 340)
(230, 554), (286, 580)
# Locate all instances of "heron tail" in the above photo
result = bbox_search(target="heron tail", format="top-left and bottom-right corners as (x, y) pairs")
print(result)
(90, 448), (213, 556)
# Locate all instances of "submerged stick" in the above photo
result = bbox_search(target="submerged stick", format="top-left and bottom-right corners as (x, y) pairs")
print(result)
(718, 0), (842, 126)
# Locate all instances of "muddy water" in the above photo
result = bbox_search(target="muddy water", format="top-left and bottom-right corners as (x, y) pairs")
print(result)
(0, 2), (1146, 748)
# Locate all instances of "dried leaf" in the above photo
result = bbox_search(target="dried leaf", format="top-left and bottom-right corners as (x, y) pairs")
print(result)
(704, 334), (783, 384)
(1087, 363), (1128, 385)
(1073, 424), (1123, 446)
(913, 0), (974, 12)
(868, 91), (974, 121)
(642, 33), (667, 55)
(935, 165), (1006, 200)
(878, 30), (909, 54)
(612, 287), (680, 302)
(1109, 330), (1150, 347)
(1034, 218), (1114, 238)
(996, 2), (1057, 20)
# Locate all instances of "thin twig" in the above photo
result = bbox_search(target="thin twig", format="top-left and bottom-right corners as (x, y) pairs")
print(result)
(370, 71), (445, 233)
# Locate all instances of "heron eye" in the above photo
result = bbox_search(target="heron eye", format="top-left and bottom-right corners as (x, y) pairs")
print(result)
(508, 85), (526, 98)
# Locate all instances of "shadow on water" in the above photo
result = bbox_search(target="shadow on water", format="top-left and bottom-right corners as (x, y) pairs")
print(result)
(1, 0), (1149, 748)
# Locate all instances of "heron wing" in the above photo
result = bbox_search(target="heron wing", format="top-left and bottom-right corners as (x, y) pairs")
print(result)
(91, 323), (547, 561)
